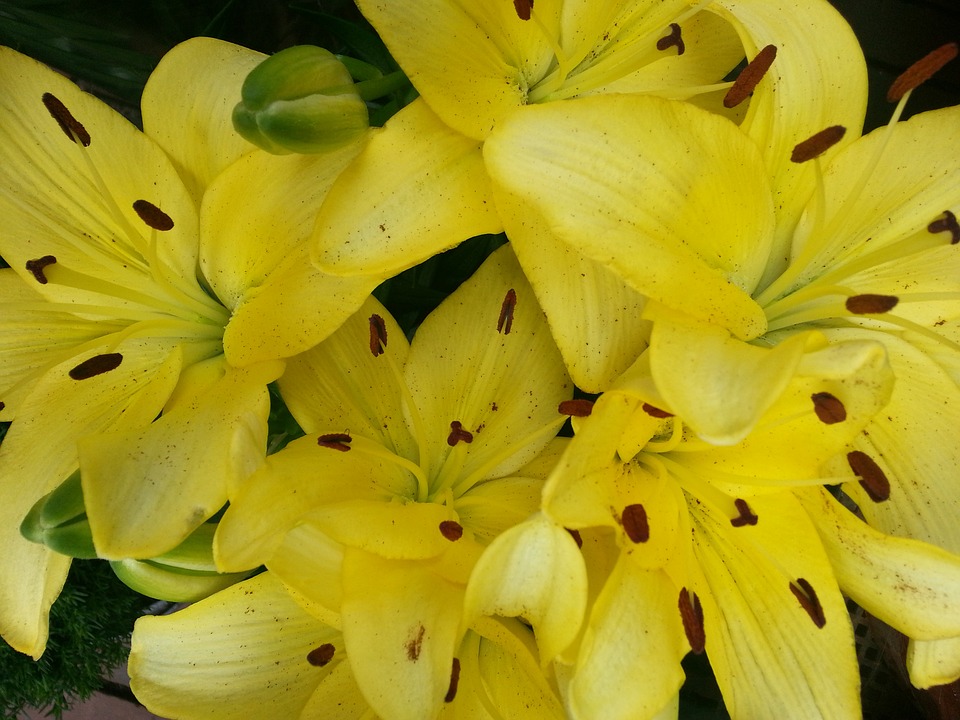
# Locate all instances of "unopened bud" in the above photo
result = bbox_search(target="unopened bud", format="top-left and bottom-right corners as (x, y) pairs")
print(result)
(20, 470), (98, 559)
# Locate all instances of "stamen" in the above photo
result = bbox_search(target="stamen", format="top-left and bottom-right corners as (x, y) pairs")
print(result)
(811, 392), (846, 424)
(498, 289), (517, 335)
(928, 210), (960, 244)
(642, 402), (673, 418)
(678, 588), (705, 654)
(132, 200), (174, 232)
(25, 255), (57, 284)
(723, 45), (777, 108)
(620, 503), (649, 543)
(42, 93), (91, 146)
(69, 353), (122, 380)
(887, 42), (959, 102)
(447, 420), (474, 446)
(513, 0), (533, 21)
(656, 23), (685, 55)
(369, 314), (387, 356)
(558, 398), (593, 417)
(406, 624), (425, 661)
(790, 125), (846, 163)
(318, 432), (352, 451)
(307, 643), (336, 667)
(789, 578), (826, 628)
(444, 657), (461, 702)
(0, 402), (4, 411)
(566, 528), (583, 548)
(730, 498), (758, 527)
(439, 520), (464, 541)
(846, 450), (890, 502)
(845, 294), (899, 314)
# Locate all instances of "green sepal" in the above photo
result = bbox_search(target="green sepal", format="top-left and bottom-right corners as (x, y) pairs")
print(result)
(110, 558), (253, 602)
(20, 470), (98, 558)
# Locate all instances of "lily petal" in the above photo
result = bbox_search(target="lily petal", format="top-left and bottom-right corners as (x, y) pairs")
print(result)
(907, 637), (960, 689)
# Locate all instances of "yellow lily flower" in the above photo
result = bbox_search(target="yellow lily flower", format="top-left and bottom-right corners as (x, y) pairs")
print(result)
(309, 0), (866, 390)
(215, 245), (572, 719)
(0, 40), (378, 657)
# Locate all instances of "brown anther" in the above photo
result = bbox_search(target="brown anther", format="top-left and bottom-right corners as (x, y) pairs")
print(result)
(444, 657), (461, 702)
(42, 93), (91, 146)
(642, 403), (673, 419)
(69, 353), (122, 380)
(132, 200), (174, 231)
(25, 255), (57, 284)
(847, 450), (890, 502)
(811, 392), (846, 424)
(513, 0), (533, 21)
(621, 504), (649, 543)
(439, 520), (464, 541)
(566, 528), (583, 548)
(559, 399), (594, 417)
(369, 314), (388, 356)
(306, 643), (336, 667)
(447, 420), (473, 446)
(723, 44), (777, 108)
(0, 401), (4, 411)
(497, 288), (517, 334)
(887, 42), (959, 102)
(845, 294), (899, 315)
(730, 498), (759, 527)
(406, 624), (425, 661)
(928, 210), (960, 244)
(790, 125), (847, 163)
(317, 433), (352, 451)
(789, 578), (826, 628)
(678, 588), (705, 654)
(656, 23), (685, 55)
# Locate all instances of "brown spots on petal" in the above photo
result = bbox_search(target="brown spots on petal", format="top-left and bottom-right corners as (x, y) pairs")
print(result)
(678, 588), (705, 654)
(447, 420), (473, 446)
(789, 578), (826, 628)
(642, 403), (673, 418)
(369, 314), (387, 357)
(887, 42), (959, 102)
(723, 44), (777, 108)
(317, 433), (352, 451)
(69, 353), (122, 380)
(132, 200), (174, 231)
(656, 23), (685, 55)
(444, 657), (461, 702)
(439, 520), (463, 541)
(811, 392), (846, 424)
(847, 450), (890, 502)
(621, 503), (649, 543)
(790, 125), (847, 163)
(845, 294), (899, 315)
(42, 93), (90, 146)
(406, 624), (426, 661)
(558, 399), (594, 417)
(566, 528), (583, 548)
(306, 643), (336, 667)
(25, 255), (57, 284)
(928, 210), (960, 244)
(497, 288), (517, 335)
(730, 498), (759, 527)
(513, 0), (533, 21)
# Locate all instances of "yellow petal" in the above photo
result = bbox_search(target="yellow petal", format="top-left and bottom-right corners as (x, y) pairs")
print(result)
(266, 523), (344, 625)
(907, 637), (960, 689)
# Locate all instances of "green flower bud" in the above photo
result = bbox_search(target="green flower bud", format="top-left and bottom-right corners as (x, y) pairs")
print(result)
(233, 45), (369, 154)
(20, 470), (98, 559)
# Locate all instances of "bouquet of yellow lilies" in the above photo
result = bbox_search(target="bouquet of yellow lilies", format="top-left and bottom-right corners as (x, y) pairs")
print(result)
(1, 1), (959, 718)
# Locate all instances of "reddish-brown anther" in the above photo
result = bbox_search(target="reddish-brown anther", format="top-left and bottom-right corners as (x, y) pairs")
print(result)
(42, 92), (91, 146)
(656, 23), (685, 55)
(621, 504), (649, 543)
(811, 392), (847, 424)
(368, 314), (387, 356)
(723, 44), (777, 108)
(317, 433), (352, 451)
(439, 520), (464, 541)
(566, 528), (583, 548)
(133, 200), (174, 231)
(845, 294), (899, 315)
(307, 643), (336, 667)
(447, 420), (474, 446)
(498, 288), (517, 334)
(730, 498), (759, 527)
(928, 210), (960, 244)
(888, 42), (959, 102)
(513, 0), (533, 21)
(847, 450), (890, 502)
(559, 399), (594, 417)
(678, 588), (705, 654)
(790, 125), (846, 163)
(789, 578), (826, 628)
(25, 255), (57, 284)
(69, 353), (123, 380)
(444, 658), (461, 702)
(642, 403), (673, 418)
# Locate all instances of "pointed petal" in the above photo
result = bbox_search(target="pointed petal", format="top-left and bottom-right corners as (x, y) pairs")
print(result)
(312, 99), (502, 277)
(485, 96), (772, 340)
(142, 37), (264, 205)
(908, 637), (960, 689)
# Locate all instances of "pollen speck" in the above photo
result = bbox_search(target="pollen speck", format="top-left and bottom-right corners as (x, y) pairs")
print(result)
(406, 624), (426, 661)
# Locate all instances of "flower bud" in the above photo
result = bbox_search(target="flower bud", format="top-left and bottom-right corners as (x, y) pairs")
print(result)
(233, 45), (369, 154)
(20, 470), (98, 559)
